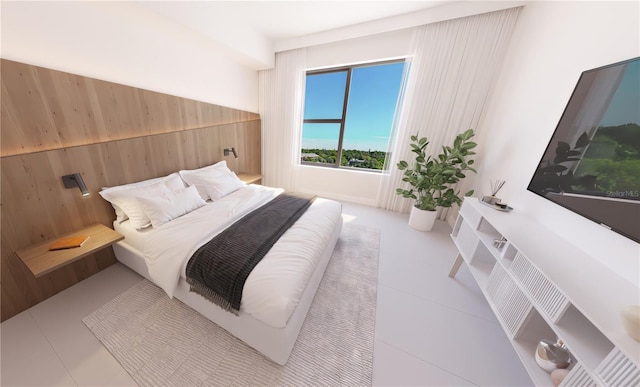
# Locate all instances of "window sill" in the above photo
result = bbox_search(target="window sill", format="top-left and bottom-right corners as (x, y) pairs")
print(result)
(298, 163), (387, 175)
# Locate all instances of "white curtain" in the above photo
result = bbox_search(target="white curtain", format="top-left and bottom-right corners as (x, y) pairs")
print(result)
(258, 48), (307, 191)
(376, 7), (521, 216)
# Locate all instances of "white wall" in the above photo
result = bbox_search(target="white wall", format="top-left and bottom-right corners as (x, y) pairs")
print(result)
(0, 1), (259, 113)
(475, 1), (640, 285)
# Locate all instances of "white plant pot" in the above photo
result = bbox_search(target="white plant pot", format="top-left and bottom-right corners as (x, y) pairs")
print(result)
(408, 206), (438, 231)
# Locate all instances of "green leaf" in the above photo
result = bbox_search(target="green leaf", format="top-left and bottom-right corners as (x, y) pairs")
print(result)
(397, 128), (477, 209)
(575, 132), (590, 148)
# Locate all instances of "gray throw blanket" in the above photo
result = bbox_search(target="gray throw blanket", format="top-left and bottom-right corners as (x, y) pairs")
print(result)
(185, 193), (316, 314)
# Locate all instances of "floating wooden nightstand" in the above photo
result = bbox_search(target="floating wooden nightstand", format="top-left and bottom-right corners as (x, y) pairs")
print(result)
(16, 224), (124, 278)
(237, 173), (262, 185)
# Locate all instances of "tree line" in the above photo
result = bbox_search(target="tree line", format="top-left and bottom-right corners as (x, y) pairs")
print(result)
(301, 148), (388, 170)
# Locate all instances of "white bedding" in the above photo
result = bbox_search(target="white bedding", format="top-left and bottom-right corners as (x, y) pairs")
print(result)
(114, 185), (342, 328)
(114, 220), (150, 252)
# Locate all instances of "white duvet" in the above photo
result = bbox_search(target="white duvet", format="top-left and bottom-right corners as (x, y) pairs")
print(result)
(142, 184), (342, 328)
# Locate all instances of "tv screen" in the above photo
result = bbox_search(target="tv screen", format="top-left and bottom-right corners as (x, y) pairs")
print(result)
(527, 57), (640, 243)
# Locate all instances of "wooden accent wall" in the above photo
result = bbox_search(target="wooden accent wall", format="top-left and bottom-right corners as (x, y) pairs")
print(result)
(0, 59), (261, 321)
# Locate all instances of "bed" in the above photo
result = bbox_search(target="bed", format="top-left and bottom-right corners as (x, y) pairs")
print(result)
(101, 163), (343, 365)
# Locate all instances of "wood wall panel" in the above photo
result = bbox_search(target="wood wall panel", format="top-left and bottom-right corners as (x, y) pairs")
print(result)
(0, 59), (259, 157)
(1, 59), (261, 321)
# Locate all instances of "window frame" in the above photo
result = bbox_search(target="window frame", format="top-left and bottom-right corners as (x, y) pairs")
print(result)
(300, 59), (406, 172)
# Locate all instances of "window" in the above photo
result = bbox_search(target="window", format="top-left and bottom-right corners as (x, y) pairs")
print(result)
(300, 60), (406, 171)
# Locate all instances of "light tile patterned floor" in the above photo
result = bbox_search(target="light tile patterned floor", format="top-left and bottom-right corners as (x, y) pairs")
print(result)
(1, 202), (532, 386)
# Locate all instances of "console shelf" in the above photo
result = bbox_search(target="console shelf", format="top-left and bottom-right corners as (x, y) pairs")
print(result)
(449, 198), (640, 386)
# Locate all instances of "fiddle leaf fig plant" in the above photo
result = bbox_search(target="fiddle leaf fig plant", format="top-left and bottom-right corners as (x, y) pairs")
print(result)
(396, 129), (478, 211)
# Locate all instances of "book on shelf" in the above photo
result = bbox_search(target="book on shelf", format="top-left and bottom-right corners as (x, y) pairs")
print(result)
(48, 235), (90, 251)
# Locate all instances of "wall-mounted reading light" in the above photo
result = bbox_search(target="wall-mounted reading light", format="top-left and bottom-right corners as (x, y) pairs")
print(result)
(224, 147), (238, 159)
(62, 173), (90, 197)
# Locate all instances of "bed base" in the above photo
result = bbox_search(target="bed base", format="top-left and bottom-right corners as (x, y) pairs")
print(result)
(111, 218), (342, 365)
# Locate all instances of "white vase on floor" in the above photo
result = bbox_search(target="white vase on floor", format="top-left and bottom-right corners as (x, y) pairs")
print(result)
(408, 206), (438, 231)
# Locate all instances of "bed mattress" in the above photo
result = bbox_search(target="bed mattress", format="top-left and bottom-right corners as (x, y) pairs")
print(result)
(113, 184), (342, 328)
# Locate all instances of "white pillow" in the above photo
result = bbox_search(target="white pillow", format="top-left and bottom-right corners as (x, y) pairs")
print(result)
(111, 204), (127, 223)
(99, 173), (185, 227)
(204, 170), (245, 200)
(179, 160), (233, 200)
(137, 185), (206, 228)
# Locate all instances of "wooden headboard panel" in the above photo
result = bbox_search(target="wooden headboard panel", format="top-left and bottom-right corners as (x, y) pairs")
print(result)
(0, 59), (261, 321)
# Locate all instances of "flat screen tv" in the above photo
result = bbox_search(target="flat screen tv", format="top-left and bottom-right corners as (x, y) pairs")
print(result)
(527, 57), (640, 244)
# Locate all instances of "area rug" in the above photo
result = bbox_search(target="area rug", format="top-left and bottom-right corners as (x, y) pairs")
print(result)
(83, 223), (379, 386)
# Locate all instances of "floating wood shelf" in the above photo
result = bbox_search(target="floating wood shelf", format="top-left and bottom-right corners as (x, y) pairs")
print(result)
(237, 173), (262, 185)
(16, 224), (124, 278)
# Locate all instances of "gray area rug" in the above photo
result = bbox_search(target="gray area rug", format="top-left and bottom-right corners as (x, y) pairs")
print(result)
(83, 224), (379, 386)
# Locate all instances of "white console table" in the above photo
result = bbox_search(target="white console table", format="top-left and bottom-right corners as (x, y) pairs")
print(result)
(449, 198), (639, 386)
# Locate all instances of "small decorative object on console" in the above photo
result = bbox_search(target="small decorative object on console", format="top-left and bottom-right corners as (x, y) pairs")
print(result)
(550, 369), (570, 387)
(482, 179), (505, 204)
(492, 236), (507, 250)
(621, 305), (640, 342)
(481, 195), (501, 205)
(480, 196), (513, 212)
(481, 179), (514, 211)
(535, 339), (572, 373)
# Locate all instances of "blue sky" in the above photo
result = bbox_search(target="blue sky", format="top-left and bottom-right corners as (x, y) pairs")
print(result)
(302, 62), (405, 151)
(600, 59), (639, 127)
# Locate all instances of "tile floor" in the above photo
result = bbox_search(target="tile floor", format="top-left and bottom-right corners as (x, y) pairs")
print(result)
(1, 202), (532, 386)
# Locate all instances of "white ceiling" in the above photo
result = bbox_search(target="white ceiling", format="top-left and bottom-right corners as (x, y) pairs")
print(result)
(140, 1), (449, 41)
(137, 1), (524, 69)
(137, 1), (453, 68)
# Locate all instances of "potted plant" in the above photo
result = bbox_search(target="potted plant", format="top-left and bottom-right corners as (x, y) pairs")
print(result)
(396, 129), (477, 231)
